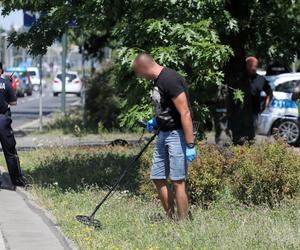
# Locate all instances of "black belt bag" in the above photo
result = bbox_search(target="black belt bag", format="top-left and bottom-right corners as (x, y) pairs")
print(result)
(157, 109), (181, 131)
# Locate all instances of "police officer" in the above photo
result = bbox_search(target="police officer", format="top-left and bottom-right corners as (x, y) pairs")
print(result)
(0, 62), (26, 187)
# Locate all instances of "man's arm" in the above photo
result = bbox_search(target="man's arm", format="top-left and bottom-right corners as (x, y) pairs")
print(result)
(261, 80), (273, 112)
(262, 89), (273, 111)
(261, 88), (273, 112)
(172, 92), (194, 144)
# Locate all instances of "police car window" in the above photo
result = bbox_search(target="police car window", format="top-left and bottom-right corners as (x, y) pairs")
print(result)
(275, 80), (300, 93)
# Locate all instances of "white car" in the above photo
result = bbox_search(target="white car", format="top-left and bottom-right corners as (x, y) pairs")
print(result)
(27, 67), (46, 91)
(257, 73), (300, 145)
(52, 71), (82, 97)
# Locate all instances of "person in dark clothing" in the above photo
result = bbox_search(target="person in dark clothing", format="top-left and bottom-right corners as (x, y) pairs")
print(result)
(0, 63), (26, 187)
(227, 57), (273, 145)
(246, 57), (273, 131)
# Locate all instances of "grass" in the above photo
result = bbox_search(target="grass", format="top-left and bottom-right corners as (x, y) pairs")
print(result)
(2, 147), (300, 249)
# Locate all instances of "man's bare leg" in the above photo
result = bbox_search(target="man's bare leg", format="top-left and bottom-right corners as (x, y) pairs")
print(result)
(153, 179), (174, 218)
(173, 180), (188, 220)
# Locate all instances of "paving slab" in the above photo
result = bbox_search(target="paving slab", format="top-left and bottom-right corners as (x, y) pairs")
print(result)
(0, 173), (70, 250)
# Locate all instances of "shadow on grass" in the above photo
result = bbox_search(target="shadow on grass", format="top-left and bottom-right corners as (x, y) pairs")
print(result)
(24, 149), (141, 192)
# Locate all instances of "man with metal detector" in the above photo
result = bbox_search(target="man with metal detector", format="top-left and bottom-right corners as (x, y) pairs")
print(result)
(133, 53), (196, 220)
(0, 62), (26, 187)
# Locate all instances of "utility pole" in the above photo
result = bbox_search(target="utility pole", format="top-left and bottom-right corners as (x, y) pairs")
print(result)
(81, 34), (87, 128)
(38, 55), (43, 131)
(61, 32), (67, 113)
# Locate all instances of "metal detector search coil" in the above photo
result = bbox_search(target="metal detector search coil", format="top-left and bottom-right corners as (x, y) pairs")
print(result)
(76, 215), (101, 228)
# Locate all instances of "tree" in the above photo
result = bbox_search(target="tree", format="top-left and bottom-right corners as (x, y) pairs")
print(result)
(1, 0), (299, 132)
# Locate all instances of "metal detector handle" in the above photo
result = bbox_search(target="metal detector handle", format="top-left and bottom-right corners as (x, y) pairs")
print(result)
(89, 131), (158, 218)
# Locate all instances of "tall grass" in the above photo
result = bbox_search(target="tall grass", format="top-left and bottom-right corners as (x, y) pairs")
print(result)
(2, 144), (300, 249)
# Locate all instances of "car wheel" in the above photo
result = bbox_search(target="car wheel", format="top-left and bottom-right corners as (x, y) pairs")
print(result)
(53, 93), (59, 97)
(273, 119), (300, 146)
(18, 90), (25, 97)
(27, 90), (33, 96)
(77, 93), (81, 97)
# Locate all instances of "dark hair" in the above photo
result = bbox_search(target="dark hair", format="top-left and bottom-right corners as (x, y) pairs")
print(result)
(0, 62), (2, 70)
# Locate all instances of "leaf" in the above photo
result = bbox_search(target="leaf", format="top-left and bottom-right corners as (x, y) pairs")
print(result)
(233, 89), (245, 105)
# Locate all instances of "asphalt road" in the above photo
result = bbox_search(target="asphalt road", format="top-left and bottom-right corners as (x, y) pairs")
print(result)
(10, 86), (80, 130)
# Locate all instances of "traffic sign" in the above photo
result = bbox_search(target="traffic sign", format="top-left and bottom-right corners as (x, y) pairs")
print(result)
(23, 11), (37, 27)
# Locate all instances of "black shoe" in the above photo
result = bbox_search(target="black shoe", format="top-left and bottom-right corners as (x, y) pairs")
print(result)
(12, 176), (27, 187)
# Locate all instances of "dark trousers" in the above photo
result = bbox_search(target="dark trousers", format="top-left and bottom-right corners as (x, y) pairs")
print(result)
(0, 110), (22, 184)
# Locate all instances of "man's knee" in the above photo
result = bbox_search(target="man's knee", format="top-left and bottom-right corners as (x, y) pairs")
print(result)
(172, 180), (186, 190)
(153, 179), (167, 190)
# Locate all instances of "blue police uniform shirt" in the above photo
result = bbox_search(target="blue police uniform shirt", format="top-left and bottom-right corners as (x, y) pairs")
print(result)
(0, 76), (17, 114)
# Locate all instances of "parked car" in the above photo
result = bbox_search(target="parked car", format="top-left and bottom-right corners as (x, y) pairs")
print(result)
(27, 67), (46, 91)
(257, 73), (300, 145)
(2, 72), (17, 93)
(52, 71), (82, 97)
(5, 67), (33, 97)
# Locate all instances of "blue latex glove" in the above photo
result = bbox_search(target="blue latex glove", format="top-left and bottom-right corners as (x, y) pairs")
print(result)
(186, 146), (196, 161)
(145, 117), (157, 132)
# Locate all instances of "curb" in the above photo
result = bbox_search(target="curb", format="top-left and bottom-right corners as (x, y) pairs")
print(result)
(0, 167), (77, 250)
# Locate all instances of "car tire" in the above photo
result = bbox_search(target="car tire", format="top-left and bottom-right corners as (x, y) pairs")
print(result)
(27, 90), (33, 96)
(18, 90), (25, 97)
(77, 93), (81, 97)
(273, 119), (300, 146)
(53, 93), (59, 97)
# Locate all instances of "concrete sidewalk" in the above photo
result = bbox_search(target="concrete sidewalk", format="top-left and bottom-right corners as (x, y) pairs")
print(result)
(0, 172), (74, 250)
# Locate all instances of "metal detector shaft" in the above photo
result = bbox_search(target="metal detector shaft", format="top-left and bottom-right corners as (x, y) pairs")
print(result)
(89, 131), (158, 218)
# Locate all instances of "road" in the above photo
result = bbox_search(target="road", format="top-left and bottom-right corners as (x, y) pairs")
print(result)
(10, 86), (80, 130)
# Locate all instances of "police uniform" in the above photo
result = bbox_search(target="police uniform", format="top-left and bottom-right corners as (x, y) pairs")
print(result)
(0, 74), (25, 186)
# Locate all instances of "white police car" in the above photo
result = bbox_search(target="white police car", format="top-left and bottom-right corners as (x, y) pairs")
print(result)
(257, 73), (300, 146)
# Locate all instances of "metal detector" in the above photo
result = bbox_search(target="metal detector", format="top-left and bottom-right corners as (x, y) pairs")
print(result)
(76, 131), (158, 228)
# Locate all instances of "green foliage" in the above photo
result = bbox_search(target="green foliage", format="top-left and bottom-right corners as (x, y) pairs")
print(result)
(22, 146), (139, 191)
(139, 141), (300, 206)
(45, 111), (84, 135)
(2, 0), (300, 127)
(229, 142), (300, 206)
(114, 17), (232, 125)
(233, 89), (245, 105)
(85, 64), (123, 129)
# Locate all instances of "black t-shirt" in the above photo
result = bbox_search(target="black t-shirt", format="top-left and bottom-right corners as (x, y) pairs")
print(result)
(152, 67), (191, 131)
(250, 74), (271, 114)
(0, 76), (17, 114)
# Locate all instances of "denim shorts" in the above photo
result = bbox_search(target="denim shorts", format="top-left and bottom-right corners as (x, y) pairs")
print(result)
(151, 129), (187, 181)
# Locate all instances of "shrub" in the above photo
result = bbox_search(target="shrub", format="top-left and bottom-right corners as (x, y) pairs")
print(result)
(139, 145), (226, 206)
(188, 145), (226, 206)
(46, 112), (83, 135)
(229, 142), (300, 206)
(85, 64), (122, 130)
(138, 141), (300, 207)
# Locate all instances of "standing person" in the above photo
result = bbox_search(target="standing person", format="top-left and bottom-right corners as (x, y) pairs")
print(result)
(246, 56), (273, 134)
(133, 53), (196, 220)
(0, 63), (26, 187)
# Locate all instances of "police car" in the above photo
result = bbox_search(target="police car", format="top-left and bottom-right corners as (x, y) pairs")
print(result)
(257, 73), (300, 146)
